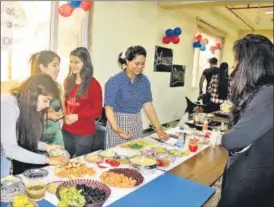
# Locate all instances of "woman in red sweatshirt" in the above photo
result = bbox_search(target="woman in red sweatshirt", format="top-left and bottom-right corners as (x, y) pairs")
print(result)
(62, 47), (102, 157)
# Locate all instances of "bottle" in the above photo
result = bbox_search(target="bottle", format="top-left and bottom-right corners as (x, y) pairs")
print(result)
(202, 119), (208, 131)
(176, 132), (186, 148)
(211, 128), (217, 148)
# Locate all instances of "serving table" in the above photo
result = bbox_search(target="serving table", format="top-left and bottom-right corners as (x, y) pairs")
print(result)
(12, 127), (226, 206)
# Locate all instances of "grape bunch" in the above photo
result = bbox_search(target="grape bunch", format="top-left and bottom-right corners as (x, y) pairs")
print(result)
(76, 184), (106, 204)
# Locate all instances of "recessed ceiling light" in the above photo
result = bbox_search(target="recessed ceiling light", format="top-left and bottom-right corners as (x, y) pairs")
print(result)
(265, 11), (273, 14)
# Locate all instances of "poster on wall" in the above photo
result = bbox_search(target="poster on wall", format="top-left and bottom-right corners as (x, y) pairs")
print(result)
(153, 46), (173, 72)
(1, 1), (15, 51)
(170, 65), (185, 87)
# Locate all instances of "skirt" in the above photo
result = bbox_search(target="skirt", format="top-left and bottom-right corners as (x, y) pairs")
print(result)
(106, 112), (143, 148)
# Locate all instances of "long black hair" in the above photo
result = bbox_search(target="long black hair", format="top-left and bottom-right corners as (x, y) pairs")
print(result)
(64, 47), (93, 99)
(118, 46), (147, 70)
(10, 74), (60, 152)
(217, 62), (229, 100)
(29, 50), (60, 75)
(230, 34), (274, 125)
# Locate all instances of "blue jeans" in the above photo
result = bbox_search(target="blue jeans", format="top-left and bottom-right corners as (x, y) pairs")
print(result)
(1, 155), (11, 177)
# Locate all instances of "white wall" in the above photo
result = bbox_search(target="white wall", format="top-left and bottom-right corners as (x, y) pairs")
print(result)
(90, 1), (199, 129)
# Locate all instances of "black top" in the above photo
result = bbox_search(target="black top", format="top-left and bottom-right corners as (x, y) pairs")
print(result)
(219, 85), (274, 207)
(202, 67), (219, 91)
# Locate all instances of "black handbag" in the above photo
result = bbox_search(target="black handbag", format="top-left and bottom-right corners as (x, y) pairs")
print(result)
(95, 107), (107, 127)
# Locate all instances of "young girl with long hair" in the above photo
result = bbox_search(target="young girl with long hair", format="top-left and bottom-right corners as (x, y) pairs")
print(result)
(218, 34), (274, 207)
(1, 74), (69, 175)
(62, 47), (102, 157)
(29, 50), (64, 147)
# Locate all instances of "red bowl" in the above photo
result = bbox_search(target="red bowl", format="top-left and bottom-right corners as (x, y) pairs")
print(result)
(56, 179), (111, 207)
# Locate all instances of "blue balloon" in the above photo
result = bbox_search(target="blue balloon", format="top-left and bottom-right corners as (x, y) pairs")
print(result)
(68, 1), (81, 8)
(173, 27), (182, 36)
(200, 45), (206, 51)
(193, 42), (201, 48)
(165, 29), (173, 37)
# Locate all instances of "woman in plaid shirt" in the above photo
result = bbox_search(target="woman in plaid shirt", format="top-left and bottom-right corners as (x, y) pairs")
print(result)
(207, 62), (229, 112)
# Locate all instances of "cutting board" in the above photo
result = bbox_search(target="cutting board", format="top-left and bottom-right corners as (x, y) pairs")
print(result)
(108, 172), (215, 207)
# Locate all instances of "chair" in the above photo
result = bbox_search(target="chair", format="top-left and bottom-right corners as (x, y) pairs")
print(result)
(185, 97), (204, 114)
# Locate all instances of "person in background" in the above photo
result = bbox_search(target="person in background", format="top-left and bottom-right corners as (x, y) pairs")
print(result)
(199, 57), (219, 104)
(206, 62), (229, 112)
(218, 34), (274, 207)
(105, 46), (168, 148)
(62, 47), (102, 157)
(29, 50), (64, 148)
(1, 74), (68, 175)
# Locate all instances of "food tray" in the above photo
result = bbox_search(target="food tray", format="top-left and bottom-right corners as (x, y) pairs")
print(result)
(108, 168), (144, 187)
(1, 181), (26, 203)
(48, 148), (70, 159)
(23, 169), (48, 179)
(56, 179), (111, 207)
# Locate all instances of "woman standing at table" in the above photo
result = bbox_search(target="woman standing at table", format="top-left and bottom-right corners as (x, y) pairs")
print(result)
(1, 74), (69, 175)
(62, 47), (102, 157)
(104, 45), (168, 148)
(218, 34), (274, 206)
(29, 50), (64, 147)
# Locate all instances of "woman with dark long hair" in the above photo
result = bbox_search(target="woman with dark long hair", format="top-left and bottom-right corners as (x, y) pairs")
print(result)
(62, 47), (102, 157)
(218, 34), (274, 206)
(29, 50), (64, 147)
(1, 74), (69, 175)
(104, 46), (168, 148)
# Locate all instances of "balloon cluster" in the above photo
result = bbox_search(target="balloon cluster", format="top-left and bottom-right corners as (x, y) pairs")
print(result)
(210, 42), (222, 54)
(162, 27), (182, 44)
(192, 34), (209, 51)
(59, 1), (93, 17)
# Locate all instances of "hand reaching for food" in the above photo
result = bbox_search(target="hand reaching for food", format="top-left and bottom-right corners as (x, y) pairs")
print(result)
(156, 129), (169, 141)
(114, 128), (131, 139)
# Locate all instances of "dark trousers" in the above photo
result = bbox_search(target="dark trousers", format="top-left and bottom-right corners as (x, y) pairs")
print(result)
(62, 130), (96, 158)
(12, 160), (48, 175)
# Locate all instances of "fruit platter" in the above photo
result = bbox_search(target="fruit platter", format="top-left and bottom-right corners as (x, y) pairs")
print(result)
(96, 159), (120, 168)
(99, 150), (117, 158)
(140, 150), (176, 168)
(54, 161), (96, 178)
(100, 168), (144, 188)
(84, 154), (103, 163)
(9, 195), (38, 207)
(120, 139), (157, 150)
(168, 149), (190, 157)
(56, 179), (111, 207)
(48, 148), (70, 159)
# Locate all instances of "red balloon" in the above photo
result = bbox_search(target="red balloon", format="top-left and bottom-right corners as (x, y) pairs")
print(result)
(171, 35), (180, 44)
(59, 4), (74, 17)
(210, 46), (216, 51)
(196, 35), (202, 42)
(215, 42), (222, 49)
(80, 1), (93, 11)
(162, 36), (172, 44)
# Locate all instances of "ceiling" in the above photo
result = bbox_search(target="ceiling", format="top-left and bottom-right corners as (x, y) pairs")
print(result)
(158, 1), (274, 32)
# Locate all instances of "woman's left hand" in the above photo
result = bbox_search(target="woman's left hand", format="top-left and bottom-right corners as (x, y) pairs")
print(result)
(45, 144), (64, 153)
(64, 114), (78, 125)
(156, 129), (169, 141)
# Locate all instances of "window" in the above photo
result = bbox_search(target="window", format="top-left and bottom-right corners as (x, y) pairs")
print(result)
(57, 1), (89, 84)
(1, 1), (90, 84)
(191, 32), (222, 91)
(1, 1), (51, 81)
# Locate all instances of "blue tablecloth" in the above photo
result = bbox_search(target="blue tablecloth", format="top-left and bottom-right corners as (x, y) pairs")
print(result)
(1, 199), (56, 207)
(108, 172), (215, 207)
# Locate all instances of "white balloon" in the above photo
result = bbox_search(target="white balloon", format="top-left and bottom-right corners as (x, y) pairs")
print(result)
(73, 8), (86, 22)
